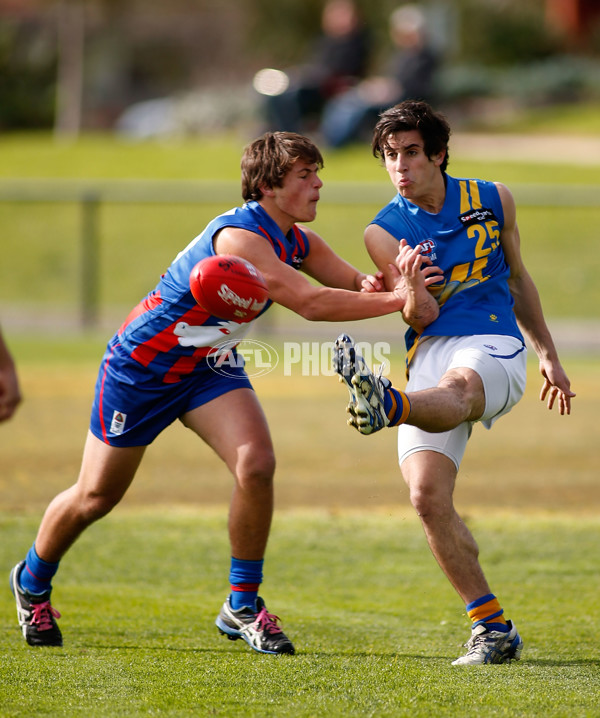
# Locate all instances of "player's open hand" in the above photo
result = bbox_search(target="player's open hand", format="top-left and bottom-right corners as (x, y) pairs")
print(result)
(395, 240), (443, 289)
(539, 362), (575, 415)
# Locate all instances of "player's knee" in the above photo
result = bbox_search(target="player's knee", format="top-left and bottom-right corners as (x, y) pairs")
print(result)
(236, 449), (276, 491)
(439, 370), (485, 422)
(409, 487), (432, 517)
(77, 490), (123, 523)
(409, 482), (452, 520)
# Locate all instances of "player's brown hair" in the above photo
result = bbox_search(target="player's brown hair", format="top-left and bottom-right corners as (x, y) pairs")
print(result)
(372, 100), (451, 172)
(241, 132), (324, 201)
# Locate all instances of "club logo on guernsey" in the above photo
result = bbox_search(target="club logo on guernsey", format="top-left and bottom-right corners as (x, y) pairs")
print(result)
(418, 238), (437, 262)
(110, 411), (127, 435)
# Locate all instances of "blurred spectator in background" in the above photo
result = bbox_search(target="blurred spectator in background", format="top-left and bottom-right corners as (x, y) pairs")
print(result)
(254, 0), (370, 134)
(320, 4), (440, 148)
(0, 327), (21, 423)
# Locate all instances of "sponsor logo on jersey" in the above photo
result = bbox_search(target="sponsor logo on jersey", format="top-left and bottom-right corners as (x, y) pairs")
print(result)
(458, 207), (497, 227)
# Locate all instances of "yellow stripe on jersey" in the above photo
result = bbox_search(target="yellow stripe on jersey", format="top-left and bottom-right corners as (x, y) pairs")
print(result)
(459, 180), (470, 214)
(405, 333), (422, 378)
(469, 179), (482, 208)
(459, 179), (483, 214)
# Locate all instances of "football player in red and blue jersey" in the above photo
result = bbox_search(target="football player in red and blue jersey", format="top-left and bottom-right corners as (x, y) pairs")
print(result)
(10, 132), (420, 655)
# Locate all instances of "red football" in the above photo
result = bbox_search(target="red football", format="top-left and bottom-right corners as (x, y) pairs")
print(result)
(189, 255), (269, 322)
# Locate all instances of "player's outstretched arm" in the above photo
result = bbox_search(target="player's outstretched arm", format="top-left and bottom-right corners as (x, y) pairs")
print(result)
(497, 182), (575, 415)
(511, 267), (575, 415)
(364, 225), (441, 333)
(214, 227), (405, 322)
(539, 360), (574, 415)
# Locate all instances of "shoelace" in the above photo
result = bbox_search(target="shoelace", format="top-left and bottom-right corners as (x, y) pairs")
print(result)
(375, 363), (386, 383)
(464, 630), (504, 655)
(253, 607), (283, 634)
(31, 601), (61, 631)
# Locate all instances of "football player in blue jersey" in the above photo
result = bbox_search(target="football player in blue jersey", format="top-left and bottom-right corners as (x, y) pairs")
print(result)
(334, 100), (575, 665)
(9, 131), (434, 655)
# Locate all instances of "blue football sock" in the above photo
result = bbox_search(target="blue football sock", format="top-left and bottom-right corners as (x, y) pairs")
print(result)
(466, 593), (510, 632)
(383, 385), (411, 426)
(229, 557), (263, 610)
(19, 544), (59, 596)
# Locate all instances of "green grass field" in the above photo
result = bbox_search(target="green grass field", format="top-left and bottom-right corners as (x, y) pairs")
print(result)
(0, 129), (599, 716)
(1, 345), (599, 717)
(1, 510), (599, 717)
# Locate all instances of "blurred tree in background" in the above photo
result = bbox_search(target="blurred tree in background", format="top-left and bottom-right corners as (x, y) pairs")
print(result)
(0, 0), (598, 134)
(457, 0), (560, 65)
(0, 5), (56, 128)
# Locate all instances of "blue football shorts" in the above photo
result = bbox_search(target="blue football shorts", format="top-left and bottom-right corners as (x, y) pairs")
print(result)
(89, 340), (252, 447)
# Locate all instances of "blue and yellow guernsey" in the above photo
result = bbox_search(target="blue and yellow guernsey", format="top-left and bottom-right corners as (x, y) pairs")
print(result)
(371, 173), (524, 362)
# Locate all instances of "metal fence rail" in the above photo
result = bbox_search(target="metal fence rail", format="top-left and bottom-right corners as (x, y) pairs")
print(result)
(1, 179), (598, 328)
(1, 178), (599, 206)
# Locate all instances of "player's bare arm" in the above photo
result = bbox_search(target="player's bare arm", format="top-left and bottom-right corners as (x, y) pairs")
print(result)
(364, 223), (401, 290)
(298, 227), (390, 294)
(395, 239), (441, 332)
(364, 224), (441, 332)
(214, 226), (406, 321)
(496, 182), (575, 414)
(297, 226), (365, 290)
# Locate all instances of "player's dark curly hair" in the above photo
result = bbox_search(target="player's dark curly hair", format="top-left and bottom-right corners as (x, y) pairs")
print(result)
(241, 132), (324, 201)
(372, 100), (451, 172)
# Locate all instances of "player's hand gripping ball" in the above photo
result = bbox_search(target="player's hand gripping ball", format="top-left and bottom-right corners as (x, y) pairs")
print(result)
(189, 255), (269, 322)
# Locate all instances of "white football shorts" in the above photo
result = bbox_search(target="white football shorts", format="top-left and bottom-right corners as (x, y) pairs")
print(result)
(397, 334), (527, 471)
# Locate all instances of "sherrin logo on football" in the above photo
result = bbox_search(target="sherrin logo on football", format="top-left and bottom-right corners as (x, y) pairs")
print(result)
(189, 254), (269, 322)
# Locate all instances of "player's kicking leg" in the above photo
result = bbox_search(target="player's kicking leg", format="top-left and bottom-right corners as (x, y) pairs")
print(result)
(333, 333), (410, 434)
